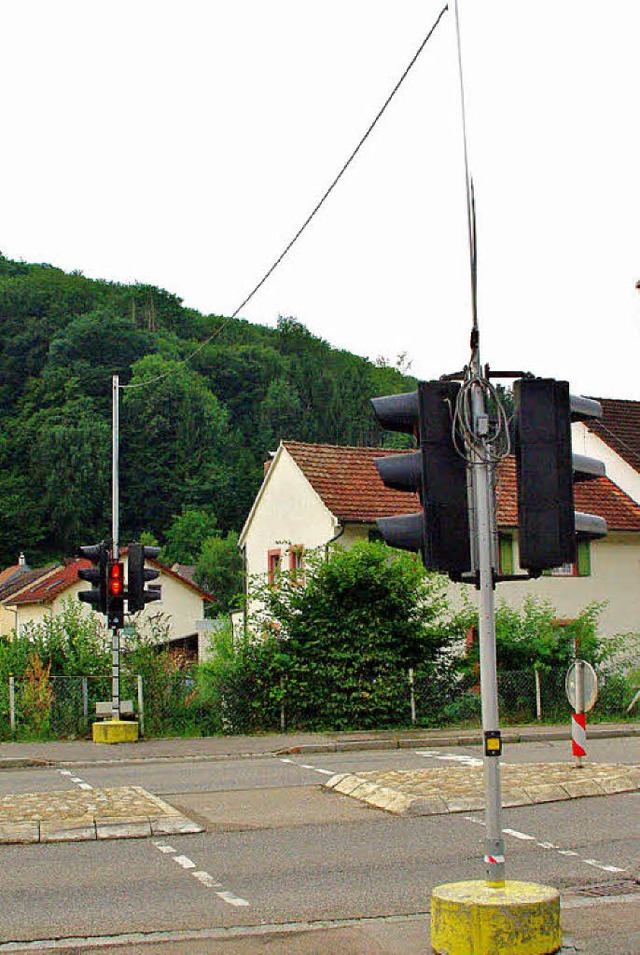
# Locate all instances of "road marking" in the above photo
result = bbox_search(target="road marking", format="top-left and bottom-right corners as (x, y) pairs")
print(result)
(192, 871), (222, 888)
(582, 859), (626, 873)
(58, 769), (92, 791)
(216, 890), (250, 907)
(279, 758), (338, 777)
(152, 843), (250, 907)
(153, 842), (176, 854)
(174, 855), (196, 869)
(503, 828), (535, 841)
(467, 816), (628, 874)
(415, 750), (483, 767)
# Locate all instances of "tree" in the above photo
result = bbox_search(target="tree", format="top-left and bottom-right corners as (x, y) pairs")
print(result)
(121, 355), (230, 538)
(249, 541), (459, 729)
(161, 509), (219, 565)
(195, 531), (243, 613)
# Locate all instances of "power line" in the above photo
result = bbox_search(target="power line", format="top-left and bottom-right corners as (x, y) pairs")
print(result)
(122, 4), (449, 392)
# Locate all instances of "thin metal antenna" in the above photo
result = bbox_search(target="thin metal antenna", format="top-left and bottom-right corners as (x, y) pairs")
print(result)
(453, 0), (479, 367)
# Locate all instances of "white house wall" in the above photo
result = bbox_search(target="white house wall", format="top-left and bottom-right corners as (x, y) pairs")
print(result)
(243, 447), (338, 585)
(448, 532), (640, 640)
(572, 422), (640, 504)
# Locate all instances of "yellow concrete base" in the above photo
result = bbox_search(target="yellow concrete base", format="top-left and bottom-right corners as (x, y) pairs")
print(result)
(431, 880), (561, 955)
(92, 720), (139, 744)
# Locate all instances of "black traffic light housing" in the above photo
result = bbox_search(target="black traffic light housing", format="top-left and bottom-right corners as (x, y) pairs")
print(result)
(371, 380), (471, 579)
(514, 378), (607, 573)
(78, 542), (108, 613)
(127, 543), (162, 613)
(107, 559), (125, 629)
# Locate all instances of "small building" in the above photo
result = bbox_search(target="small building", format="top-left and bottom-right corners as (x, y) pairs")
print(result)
(1, 551), (215, 659)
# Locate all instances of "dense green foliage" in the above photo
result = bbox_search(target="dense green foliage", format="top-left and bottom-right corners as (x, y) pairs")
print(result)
(0, 253), (414, 566)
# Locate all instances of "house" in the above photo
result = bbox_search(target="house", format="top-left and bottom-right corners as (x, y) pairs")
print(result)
(572, 398), (640, 504)
(237, 440), (640, 641)
(1, 551), (215, 659)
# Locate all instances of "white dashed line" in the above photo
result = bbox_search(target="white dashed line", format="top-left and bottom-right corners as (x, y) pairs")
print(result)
(58, 769), (92, 791)
(415, 750), (483, 768)
(153, 843), (176, 854)
(152, 843), (250, 906)
(470, 819), (628, 874)
(216, 891), (250, 907)
(582, 859), (626, 873)
(503, 828), (535, 841)
(279, 758), (338, 777)
(173, 855), (196, 869)
(192, 871), (222, 888)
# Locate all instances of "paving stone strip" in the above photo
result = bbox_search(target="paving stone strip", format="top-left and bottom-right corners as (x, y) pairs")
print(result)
(324, 763), (640, 815)
(0, 786), (203, 844)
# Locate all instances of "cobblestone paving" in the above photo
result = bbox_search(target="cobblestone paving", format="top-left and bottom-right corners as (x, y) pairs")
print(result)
(0, 786), (203, 843)
(325, 762), (640, 815)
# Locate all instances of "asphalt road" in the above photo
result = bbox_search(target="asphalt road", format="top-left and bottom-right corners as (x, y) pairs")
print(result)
(1, 738), (639, 953)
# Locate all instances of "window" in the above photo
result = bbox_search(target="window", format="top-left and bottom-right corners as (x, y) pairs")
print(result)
(267, 548), (282, 587)
(546, 539), (591, 578)
(289, 545), (305, 584)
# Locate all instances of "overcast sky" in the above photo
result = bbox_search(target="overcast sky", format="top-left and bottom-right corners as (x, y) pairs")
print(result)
(2, 1), (638, 399)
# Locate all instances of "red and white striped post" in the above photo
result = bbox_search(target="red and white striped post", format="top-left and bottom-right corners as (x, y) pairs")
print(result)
(571, 659), (586, 768)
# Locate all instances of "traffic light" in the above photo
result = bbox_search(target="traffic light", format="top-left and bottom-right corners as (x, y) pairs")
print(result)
(371, 380), (471, 579)
(78, 542), (108, 613)
(127, 543), (162, 613)
(107, 559), (125, 629)
(514, 378), (607, 573)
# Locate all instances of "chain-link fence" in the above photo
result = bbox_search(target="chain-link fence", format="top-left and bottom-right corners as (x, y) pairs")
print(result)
(1, 666), (637, 740)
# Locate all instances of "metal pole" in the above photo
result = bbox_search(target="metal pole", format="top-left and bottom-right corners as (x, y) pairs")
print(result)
(112, 375), (119, 559)
(470, 380), (505, 889)
(9, 676), (15, 733)
(82, 676), (89, 728)
(137, 675), (144, 737)
(111, 375), (121, 720)
(409, 668), (417, 725)
(535, 668), (542, 721)
(575, 659), (585, 768)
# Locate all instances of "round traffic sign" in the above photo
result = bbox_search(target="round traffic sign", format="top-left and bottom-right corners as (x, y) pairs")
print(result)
(565, 659), (598, 713)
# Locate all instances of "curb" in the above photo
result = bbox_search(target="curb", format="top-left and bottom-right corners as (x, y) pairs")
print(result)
(324, 764), (640, 816)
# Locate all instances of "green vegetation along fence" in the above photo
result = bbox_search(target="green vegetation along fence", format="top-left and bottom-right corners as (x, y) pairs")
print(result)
(2, 667), (635, 741)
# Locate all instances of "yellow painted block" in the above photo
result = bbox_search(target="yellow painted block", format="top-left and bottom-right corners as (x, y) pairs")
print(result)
(92, 720), (139, 744)
(431, 880), (561, 955)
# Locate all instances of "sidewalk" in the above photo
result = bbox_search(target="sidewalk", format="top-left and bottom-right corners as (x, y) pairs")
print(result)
(1, 720), (638, 768)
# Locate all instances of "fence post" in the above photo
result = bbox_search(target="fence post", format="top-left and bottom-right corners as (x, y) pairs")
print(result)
(409, 668), (417, 725)
(534, 668), (542, 721)
(82, 677), (89, 728)
(280, 675), (286, 733)
(137, 675), (144, 737)
(9, 676), (15, 733)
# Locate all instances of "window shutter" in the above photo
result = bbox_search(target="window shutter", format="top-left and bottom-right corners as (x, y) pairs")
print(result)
(576, 539), (591, 577)
(499, 534), (514, 575)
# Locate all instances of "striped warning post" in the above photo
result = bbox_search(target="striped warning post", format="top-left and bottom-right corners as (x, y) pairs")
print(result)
(572, 712), (587, 758)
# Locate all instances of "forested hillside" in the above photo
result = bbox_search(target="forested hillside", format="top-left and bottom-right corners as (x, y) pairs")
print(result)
(0, 254), (415, 565)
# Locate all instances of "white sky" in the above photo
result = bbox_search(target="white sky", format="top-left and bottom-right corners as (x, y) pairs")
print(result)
(2, 1), (639, 399)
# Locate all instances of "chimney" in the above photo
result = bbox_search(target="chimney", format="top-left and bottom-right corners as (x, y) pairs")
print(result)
(18, 552), (26, 567)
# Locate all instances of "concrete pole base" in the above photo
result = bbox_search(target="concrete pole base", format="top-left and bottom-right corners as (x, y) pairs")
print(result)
(92, 720), (139, 744)
(431, 880), (561, 954)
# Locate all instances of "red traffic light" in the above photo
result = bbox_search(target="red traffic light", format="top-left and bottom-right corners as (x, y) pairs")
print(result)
(108, 561), (124, 596)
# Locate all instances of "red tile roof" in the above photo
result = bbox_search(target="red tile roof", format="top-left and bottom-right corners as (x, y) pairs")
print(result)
(10, 559), (88, 605)
(284, 441), (640, 532)
(9, 555), (215, 606)
(586, 398), (640, 474)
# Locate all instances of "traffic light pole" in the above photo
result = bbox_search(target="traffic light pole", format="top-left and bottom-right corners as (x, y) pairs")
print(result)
(469, 375), (505, 888)
(111, 374), (121, 721)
